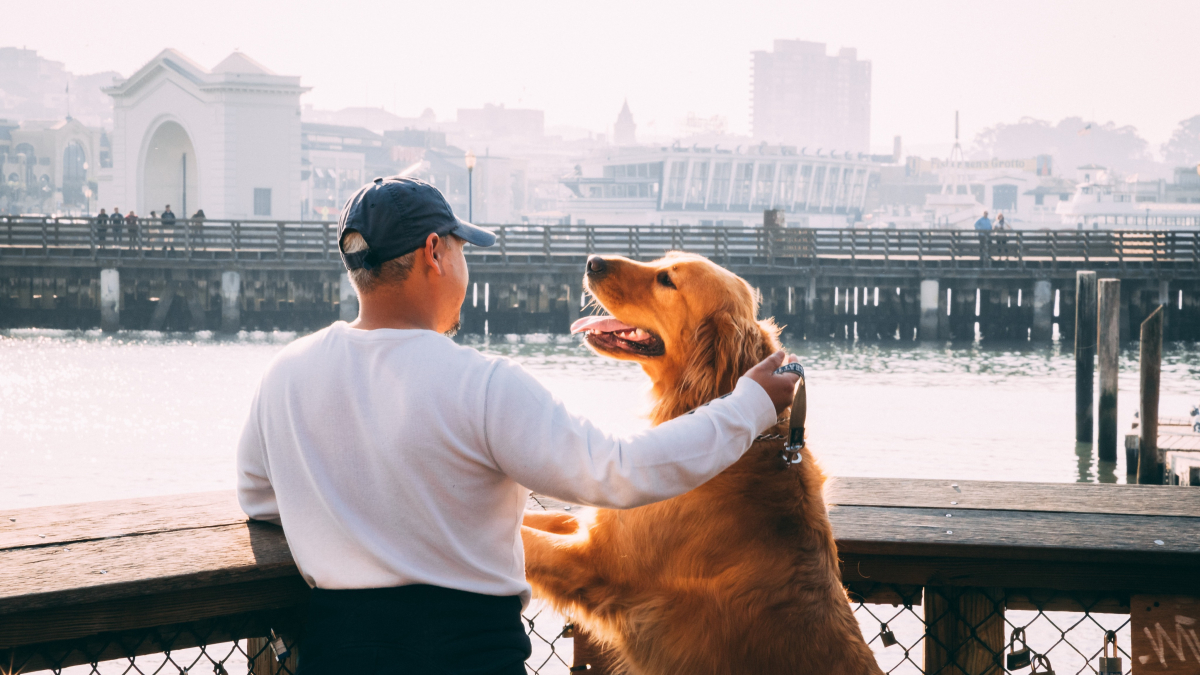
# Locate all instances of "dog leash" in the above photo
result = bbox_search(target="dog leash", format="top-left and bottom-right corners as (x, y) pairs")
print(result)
(754, 363), (805, 466)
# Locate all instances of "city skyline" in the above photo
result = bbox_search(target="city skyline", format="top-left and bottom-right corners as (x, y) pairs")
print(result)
(2, 0), (1198, 153)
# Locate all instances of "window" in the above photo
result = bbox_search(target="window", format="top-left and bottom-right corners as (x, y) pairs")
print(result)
(730, 163), (754, 205)
(254, 188), (272, 216)
(1035, 194), (1044, 206)
(993, 184), (1018, 211)
(708, 162), (732, 206)
(687, 162), (709, 205)
(666, 161), (688, 203)
(753, 164), (776, 206)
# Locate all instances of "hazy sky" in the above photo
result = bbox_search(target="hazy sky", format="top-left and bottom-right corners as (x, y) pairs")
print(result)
(6, 0), (1198, 152)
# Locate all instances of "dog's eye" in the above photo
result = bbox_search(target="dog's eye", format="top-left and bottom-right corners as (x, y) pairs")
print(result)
(657, 271), (676, 289)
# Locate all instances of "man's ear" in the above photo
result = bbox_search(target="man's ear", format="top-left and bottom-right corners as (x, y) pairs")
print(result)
(423, 233), (443, 274)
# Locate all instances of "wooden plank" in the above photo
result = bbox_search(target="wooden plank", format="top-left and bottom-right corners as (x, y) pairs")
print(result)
(1130, 595), (1200, 673)
(841, 552), (1200, 597)
(826, 477), (1200, 518)
(924, 586), (1004, 675)
(0, 521), (297, 614)
(0, 491), (243, 550)
(0, 576), (309, 646)
(830, 506), (1200, 561)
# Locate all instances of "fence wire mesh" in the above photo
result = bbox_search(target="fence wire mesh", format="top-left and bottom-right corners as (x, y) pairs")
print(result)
(4, 585), (1135, 675)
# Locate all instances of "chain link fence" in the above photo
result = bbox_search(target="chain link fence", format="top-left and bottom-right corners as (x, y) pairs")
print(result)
(5, 586), (1135, 675)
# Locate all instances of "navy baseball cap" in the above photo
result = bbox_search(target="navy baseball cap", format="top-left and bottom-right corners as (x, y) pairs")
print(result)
(337, 176), (496, 270)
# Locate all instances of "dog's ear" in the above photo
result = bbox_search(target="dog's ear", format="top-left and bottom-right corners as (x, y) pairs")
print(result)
(677, 311), (771, 410)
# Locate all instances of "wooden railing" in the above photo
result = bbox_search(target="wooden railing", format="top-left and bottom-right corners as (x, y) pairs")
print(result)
(2, 479), (1198, 673)
(3, 216), (1200, 271)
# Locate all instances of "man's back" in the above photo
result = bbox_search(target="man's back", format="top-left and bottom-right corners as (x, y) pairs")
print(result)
(974, 216), (992, 231)
(239, 323), (525, 595)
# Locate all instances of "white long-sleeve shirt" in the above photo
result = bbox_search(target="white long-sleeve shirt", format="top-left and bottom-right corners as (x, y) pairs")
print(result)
(237, 322), (776, 604)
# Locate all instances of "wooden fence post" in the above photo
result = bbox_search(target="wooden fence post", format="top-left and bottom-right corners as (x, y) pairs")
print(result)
(1075, 271), (1097, 442)
(573, 629), (614, 674)
(1097, 279), (1121, 462)
(924, 586), (1005, 675)
(1137, 305), (1164, 484)
(246, 636), (299, 675)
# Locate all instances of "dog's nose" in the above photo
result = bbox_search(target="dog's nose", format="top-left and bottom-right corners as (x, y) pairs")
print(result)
(586, 256), (607, 276)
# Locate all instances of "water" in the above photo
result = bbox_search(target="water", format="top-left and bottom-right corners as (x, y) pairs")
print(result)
(4, 327), (1200, 510)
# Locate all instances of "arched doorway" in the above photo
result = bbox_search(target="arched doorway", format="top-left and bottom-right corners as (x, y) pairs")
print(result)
(142, 121), (198, 217)
(14, 143), (36, 187)
(62, 141), (87, 206)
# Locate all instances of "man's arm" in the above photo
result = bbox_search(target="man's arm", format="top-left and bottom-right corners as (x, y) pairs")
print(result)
(236, 390), (282, 525)
(482, 358), (780, 509)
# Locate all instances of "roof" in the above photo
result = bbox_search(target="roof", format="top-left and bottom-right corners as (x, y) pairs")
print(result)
(301, 123), (384, 142)
(103, 48), (308, 98)
(1077, 164), (1107, 170)
(211, 52), (275, 75)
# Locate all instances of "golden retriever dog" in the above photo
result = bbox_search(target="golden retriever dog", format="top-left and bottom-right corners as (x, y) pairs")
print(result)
(521, 252), (881, 675)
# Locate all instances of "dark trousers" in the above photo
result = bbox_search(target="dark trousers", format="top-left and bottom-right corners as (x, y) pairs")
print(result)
(297, 585), (531, 675)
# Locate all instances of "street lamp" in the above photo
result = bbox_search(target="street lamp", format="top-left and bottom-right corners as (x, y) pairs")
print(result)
(465, 150), (476, 222)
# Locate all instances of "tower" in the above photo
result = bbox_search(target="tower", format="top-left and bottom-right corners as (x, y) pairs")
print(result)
(614, 100), (637, 146)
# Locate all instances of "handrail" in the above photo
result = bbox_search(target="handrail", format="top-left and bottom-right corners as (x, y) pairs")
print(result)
(3, 217), (1200, 270)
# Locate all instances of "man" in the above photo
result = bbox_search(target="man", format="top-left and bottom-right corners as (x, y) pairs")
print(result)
(973, 210), (993, 231)
(110, 207), (123, 245)
(161, 205), (176, 251)
(95, 208), (108, 246)
(237, 176), (800, 674)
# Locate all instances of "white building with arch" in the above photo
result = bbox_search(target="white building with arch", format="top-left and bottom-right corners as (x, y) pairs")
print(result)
(104, 49), (308, 220)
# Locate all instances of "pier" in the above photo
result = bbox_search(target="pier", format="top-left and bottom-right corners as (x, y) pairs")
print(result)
(2, 479), (1198, 674)
(3, 216), (1200, 340)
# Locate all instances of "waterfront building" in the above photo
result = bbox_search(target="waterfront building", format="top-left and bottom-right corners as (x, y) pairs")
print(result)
(559, 144), (884, 227)
(1056, 164), (1200, 228)
(104, 49), (309, 220)
(751, 40), (871, 153)
(301, 123), (384, 219)
(614, 100), (637, 146)
(0, 117), (106, 215)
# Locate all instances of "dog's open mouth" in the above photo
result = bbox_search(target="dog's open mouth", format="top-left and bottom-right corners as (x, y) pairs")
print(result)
(570, 315), (666, 357)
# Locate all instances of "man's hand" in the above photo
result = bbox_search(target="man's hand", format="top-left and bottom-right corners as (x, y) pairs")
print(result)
(746, 350), (802, 415)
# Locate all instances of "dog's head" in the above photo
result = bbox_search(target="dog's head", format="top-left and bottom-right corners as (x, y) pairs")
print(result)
(572, 252), (781, 424)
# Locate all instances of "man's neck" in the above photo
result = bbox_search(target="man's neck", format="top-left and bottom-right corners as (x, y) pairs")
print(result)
(349, 286), (447, 332)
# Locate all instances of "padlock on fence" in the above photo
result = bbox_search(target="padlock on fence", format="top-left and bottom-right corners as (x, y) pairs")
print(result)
(1097, 630), (1122, 675)
(1030, 653), (1055, 675)
(879, 623), (898, 648)
(268, 628), (291, 663)
(1007, 627), (1032, 670)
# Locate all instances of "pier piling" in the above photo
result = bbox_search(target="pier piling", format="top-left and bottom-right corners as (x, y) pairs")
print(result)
(1075, 272), (1097, 442)
(99, 268), (119, 332)
(919, 279), (939, 340)
(1032, 279), (1053, 341)
(220, 271), (241, 333)
(1137, 305), (1164, 484)
(1097, 279), (1121, 462)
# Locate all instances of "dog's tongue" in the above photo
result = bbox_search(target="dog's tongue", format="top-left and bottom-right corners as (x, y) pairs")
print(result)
(570, 315), (636, 335)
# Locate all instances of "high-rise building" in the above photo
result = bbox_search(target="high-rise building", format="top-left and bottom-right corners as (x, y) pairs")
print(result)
(751, 40), (871, 153)
(614, 100), (637, 146)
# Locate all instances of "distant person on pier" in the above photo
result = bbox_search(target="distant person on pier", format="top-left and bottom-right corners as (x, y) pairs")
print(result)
(192, 209), (206, 250)
(973, 210), (993, 231)
(111, 207), (123, 244)
(161, 205), (176, 251)
(235, 176), (801, 675)
(124, 211), (138, 248)
(95, 208), (108, 246)
(995, 213), (1006, 230)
